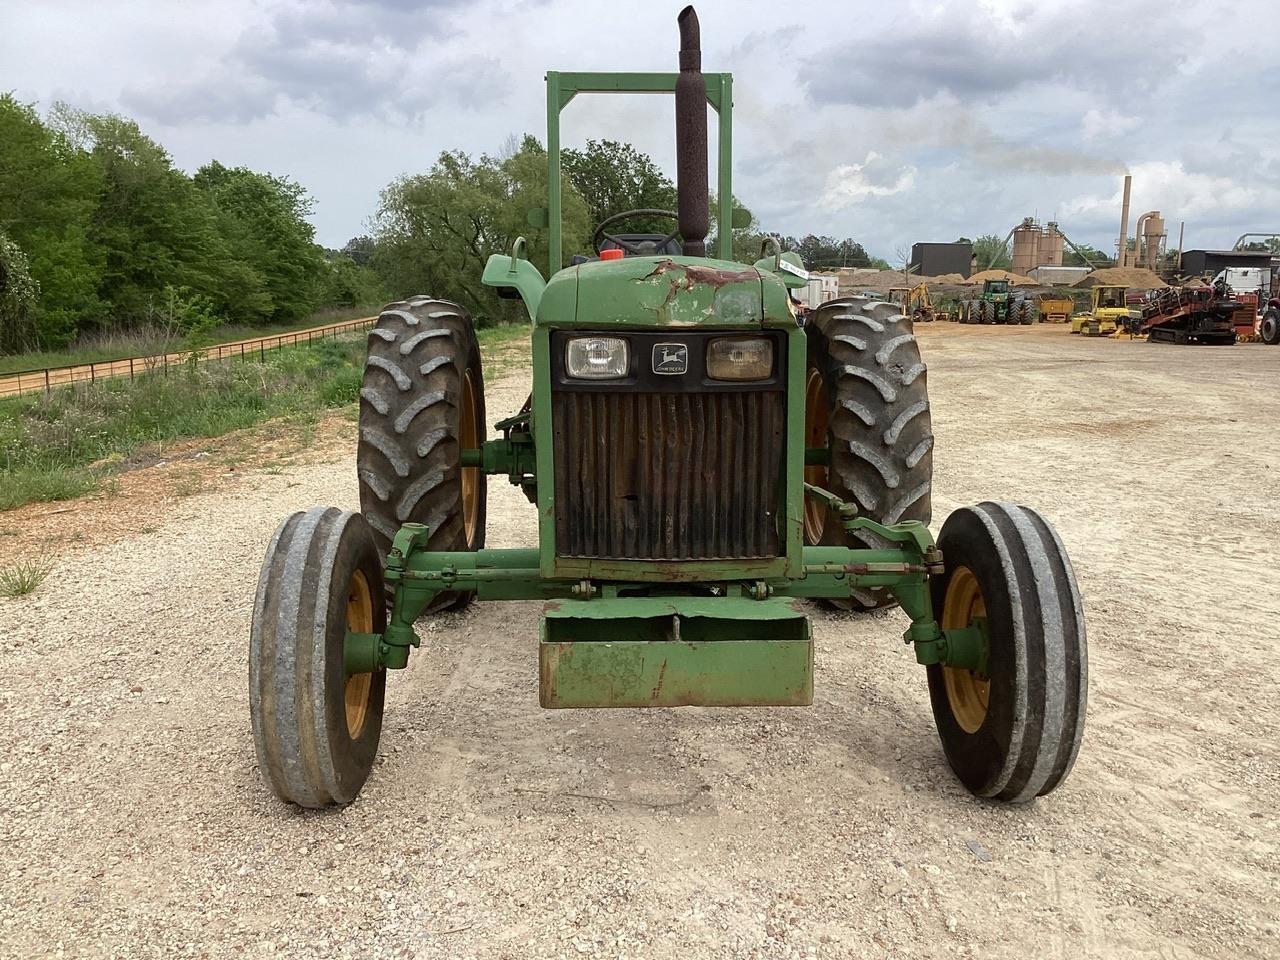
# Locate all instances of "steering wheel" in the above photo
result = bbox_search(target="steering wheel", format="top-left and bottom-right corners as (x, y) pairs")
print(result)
(592, 208), (680, 256)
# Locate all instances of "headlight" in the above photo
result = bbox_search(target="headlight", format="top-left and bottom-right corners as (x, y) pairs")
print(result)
(706, 337), (773, 381)
(565, 336), (628, 379)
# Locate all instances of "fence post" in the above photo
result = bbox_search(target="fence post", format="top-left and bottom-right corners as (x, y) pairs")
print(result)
(130, 357), (135, 381)
(45, 369), (50, 394)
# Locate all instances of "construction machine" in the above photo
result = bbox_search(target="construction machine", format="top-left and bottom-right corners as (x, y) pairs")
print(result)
(888, 282), (937, 322)
(1071, 285), (1129, 336)
(247, 7), (1087, 810)
(1139, 285), (1238, 345)
(1262, 298), (1280, 345)
(959, 279), (1034, 324)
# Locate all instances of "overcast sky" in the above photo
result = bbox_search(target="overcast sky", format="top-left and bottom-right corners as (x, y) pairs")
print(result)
(4, 0), (1275, 262)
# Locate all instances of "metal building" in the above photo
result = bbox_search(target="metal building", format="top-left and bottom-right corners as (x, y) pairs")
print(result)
(1180, 249), (1272, 278)
(911, 242), (973, 279)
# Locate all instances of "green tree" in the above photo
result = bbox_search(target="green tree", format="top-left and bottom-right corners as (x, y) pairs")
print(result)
(194, 161), (326, 323)
(320, 252), (386, 309)
(1062, 241), (1110, 268)
(970, 234), (1012, 271)
(772, 235), (878, 270)
(370, 136), (590, 324)
(342, 235), (376, 267)
(0, 95), (105, 345)
(561, 139), (677, 234)
(69, 110), (229, 326)
(0, 232), (41, 353)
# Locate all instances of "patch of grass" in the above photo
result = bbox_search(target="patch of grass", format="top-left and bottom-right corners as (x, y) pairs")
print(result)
(476, 323), (529, 350)
(0, 306), (381, 376)
(0, 335), (369, 513)
(0, 466), (100, 511)
(0, 558), (53, 598)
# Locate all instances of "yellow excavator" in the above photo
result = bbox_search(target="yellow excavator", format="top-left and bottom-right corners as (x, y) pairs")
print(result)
(1071, 285), (1129, 336)
(888, 282), (939, 322)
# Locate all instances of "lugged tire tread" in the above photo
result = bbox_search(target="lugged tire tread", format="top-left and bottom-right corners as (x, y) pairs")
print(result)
(807, 297), (934, 611)
(357, 298), (485, 608)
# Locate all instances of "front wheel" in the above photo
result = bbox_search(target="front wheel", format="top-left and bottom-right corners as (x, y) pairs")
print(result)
(251, 508), (387, 808)
(1261, 308), (1280, 345)
(926, 502), (1087, 802)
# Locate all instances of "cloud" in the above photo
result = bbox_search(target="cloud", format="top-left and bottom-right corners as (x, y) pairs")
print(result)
(1062, 160), (1280, 233)
(798, 0), (1183, 108)
(1081, 108), (1139, 142)
(122, 0), (500, 124)
(821, 152), (916, 209)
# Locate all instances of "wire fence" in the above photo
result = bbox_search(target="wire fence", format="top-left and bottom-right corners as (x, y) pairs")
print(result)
(0, 316), (377, 400)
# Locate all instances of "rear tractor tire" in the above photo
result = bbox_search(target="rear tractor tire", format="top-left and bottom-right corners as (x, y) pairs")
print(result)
(251, 507), (387, 807)
(1262, 308), (1280, 345)
(803, 297), (934, 611)
(927, 502), (1087, 802)
(358, 298), (486, 607)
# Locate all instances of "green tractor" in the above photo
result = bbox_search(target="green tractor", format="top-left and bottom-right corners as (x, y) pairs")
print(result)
(959, 278), (1035, 324)
(250, 7), (1086, 809)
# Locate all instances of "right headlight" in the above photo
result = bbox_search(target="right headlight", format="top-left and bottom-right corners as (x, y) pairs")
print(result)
(706, 336), (773, 381)
(565, 336), (628, 379)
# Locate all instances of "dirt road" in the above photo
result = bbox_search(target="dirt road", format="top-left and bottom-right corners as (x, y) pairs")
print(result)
(2, 323), (1277, 959)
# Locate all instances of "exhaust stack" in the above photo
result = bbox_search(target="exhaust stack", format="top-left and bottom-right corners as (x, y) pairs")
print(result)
(676, 6), (709, 258)
(1117, 174), (1132, 268)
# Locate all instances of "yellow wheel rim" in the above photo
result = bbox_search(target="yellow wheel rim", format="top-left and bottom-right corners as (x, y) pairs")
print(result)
(460, 368), (480, 547)
(802, 367), (829, 543)
(344, 569), (374, 739)
(941, 566), (990, 734)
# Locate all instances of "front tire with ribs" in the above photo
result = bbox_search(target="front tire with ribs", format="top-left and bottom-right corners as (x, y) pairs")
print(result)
(804, 297), (934, 610)
(357, 298), (486, 605)
(1261, 307), (1280, 345)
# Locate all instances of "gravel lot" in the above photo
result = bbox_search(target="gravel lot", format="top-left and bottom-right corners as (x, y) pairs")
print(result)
(2, 322), (1277, 959)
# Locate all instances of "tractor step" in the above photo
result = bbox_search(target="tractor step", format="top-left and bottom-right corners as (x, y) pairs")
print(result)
(538, 596), (813, 708)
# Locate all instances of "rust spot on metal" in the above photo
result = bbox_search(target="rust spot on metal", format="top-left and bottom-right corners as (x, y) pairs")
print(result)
(639, 259), (758, 293)
(650, 660), (668, 702)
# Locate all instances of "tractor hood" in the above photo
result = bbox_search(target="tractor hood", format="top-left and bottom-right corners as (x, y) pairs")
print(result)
(536, 255), (796, 329)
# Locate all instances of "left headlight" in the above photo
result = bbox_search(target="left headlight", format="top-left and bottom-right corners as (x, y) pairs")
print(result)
(565, 336), (629, 379)
(706, 336), (773, 381)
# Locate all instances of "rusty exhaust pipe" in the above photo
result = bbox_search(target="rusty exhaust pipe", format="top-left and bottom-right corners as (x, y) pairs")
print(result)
(676, 5), (708, 258)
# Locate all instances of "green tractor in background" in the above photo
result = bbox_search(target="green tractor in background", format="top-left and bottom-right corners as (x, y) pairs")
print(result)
(959, 278), (1036, 324)
(250, 7), (1087, 810)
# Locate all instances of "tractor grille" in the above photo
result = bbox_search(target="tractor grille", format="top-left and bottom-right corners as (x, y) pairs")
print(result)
(551, 390), (784, 560)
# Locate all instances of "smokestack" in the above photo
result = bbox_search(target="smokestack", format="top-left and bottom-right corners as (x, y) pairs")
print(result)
(1117, 174), (1132, 268)
(675, 6), (708, 258)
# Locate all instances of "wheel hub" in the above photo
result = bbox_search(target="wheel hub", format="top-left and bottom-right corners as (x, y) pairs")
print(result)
(344, 569), (374, 739)
(802, 367), (829, 543)
(940, 565), (990, 733)
(460, 368), (481, 546)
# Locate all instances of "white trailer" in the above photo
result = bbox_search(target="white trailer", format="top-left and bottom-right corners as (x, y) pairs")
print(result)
(796, 274), (840, 310)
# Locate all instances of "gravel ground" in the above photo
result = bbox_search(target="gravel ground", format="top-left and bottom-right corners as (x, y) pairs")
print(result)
(2, 323), (1277, 959)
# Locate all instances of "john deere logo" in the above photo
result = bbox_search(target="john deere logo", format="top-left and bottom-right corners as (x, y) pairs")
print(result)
(652, 342), (687, 375)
